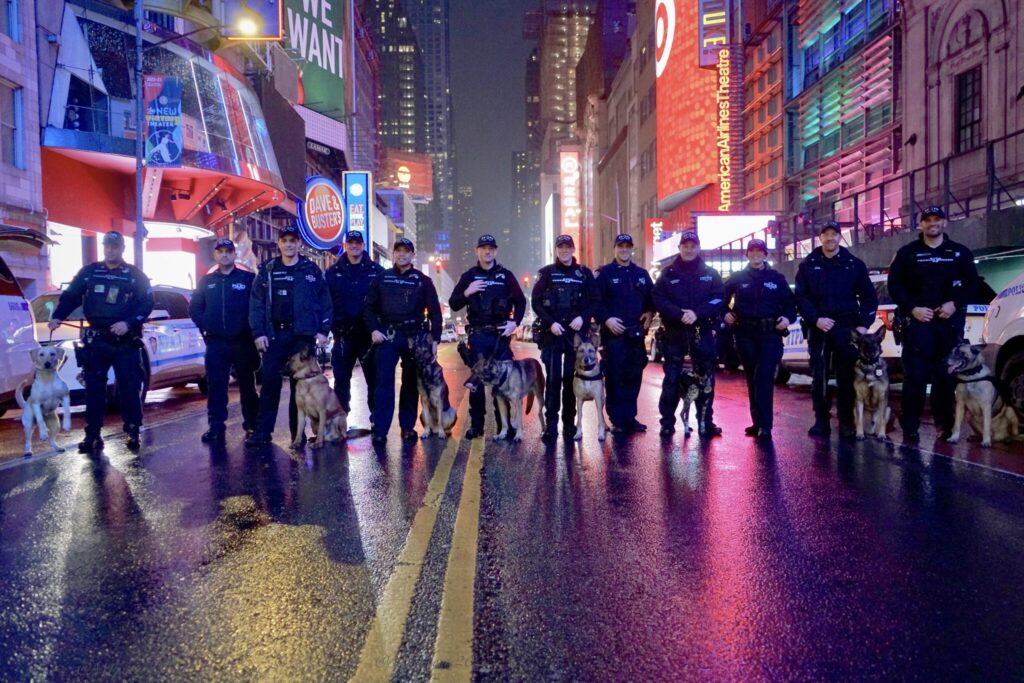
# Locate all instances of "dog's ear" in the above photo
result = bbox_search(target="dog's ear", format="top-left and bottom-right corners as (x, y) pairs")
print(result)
(848, 329), (860, 346)
(54, 346), (67, 366)
(28, 347), (41, 365)
(874, 327), (887, 343)
(573, 332), (583, 349)
(971, 343), (986, 355)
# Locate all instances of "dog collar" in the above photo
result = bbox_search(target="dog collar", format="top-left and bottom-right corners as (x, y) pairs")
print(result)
(955, 363), (984, 377)
(575, 369), (604, 380)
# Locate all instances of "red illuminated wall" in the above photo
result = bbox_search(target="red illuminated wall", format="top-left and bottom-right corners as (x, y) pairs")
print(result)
(655, 0), (719, 207)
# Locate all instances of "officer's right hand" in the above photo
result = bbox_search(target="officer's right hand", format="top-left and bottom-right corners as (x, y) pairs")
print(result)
(464, 280), (486, 296)
(371, 330), (388, 344)
(605, 317), (625, 335)
(816, 317), (835, 332)
(109, 321), (129, 336)
(255, 336), (270, 352)
(724, 312), (737, 325)
(47, 319), (62, 332)
(681, 309), (697, 325)
(912, 306), (934, 323)
(550, 322), (565, 336)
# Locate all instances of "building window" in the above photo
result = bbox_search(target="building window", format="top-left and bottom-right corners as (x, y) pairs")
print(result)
(955, 67), (982, 153)
(1, 0), (18, 40)
(0, 81), (23, 168)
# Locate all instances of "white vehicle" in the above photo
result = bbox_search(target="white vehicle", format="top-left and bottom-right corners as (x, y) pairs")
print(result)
(982, 272), (1024, 410)
(0, 253), (37, 417)
(32, 285), (207, 405)
(782, 272), (989, 379)
(440, 324), (457, 344)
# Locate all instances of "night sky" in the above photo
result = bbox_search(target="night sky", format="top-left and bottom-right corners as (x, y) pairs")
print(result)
(449, 0), (536, 244)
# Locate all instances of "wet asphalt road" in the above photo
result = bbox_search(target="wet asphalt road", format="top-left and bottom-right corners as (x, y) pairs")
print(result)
(1, 343), (1023, 681)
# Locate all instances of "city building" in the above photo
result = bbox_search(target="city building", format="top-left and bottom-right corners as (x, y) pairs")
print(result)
(0, 0), (47, 295)
(511, 150), (542, 276)
(741, 0), (785, 216)
(363, 0), (424, 154)
(453, 184), (476, 274)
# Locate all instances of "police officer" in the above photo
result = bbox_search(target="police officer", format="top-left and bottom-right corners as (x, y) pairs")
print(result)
(887, 206), (978, 443)
(246, 225), (332, 447)
(652, 231), (726, 438)
(326, 230), (384, 419)
(795, 221), (878, 438)
(364, 238), (443, 445)
(449, 234), (526, 439)
(189, 238), (260, 444)
(531, 234), (596, 441)
(48, 231), (153, 453)
(724, 239), (797, 441)
(594, 233), (655, 434)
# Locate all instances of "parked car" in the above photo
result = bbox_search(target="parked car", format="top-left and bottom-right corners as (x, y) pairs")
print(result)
(32, 285), (207, 405)
(440, 324), (457, 343)
(781, 272), (989, 379)
(0, 253), (37, 417)
(982, 272), (1024, 411)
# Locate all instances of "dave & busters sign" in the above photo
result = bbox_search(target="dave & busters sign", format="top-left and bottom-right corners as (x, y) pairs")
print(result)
(298, 176), (346, 250)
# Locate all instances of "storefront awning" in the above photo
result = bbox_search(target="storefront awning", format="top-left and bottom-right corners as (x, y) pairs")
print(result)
(658, 184), (711, 213)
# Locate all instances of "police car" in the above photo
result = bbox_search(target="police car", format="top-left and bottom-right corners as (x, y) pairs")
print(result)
(781, 272), (989, 379)
(0, 253), (36, 417)
(982, 272), (1024, 411)
(31, 285), (207, 405)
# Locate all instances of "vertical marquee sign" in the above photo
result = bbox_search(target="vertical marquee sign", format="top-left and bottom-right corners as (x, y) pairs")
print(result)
(559, 149), (581, 246)
(698, 0), (730, 68)
(343, 171), (372, 247)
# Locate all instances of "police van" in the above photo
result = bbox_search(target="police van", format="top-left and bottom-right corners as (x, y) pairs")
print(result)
(32, 285), (207, 405)
(781, 272), (989, 379)
(0, 254), (36, 417)
(982, 272), (1024, 410)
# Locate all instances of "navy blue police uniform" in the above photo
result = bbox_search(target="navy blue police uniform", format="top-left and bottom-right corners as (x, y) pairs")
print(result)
(449, 248), (526, 437)
(593, 249), (654, 432)
(725, 251), (797, 437)
(887, 226), (977, 438)
(249, 251), (332, 442)
(652, 246), (726, 435)
(531, 253), (595, 437)
(190, 258), (260, 440)
(52, 254), (153, 450)
(795, 235), (878, 436)
(326, 245), (384, 415)
(364, 256), (443, 442)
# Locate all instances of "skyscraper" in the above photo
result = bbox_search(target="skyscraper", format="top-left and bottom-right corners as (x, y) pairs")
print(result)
(511, 150), (542, 276)
(400, 0), (458, 261)
(453, 185), (477, 273)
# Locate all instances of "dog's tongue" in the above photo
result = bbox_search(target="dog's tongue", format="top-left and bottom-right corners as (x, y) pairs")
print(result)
(464, 380), (479, 391)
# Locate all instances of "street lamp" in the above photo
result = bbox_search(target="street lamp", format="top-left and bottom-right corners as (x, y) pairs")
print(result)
(132, 11), (262, 268)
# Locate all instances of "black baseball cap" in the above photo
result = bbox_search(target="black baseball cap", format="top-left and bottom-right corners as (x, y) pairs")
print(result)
(679, 230), (700, 245)
(214, 238), (235, 251)
(614, 233), (633, 246)
(102, 231), (125, 245)
(394, 237), (415, 251)
(921, 205), (946, 220)
(555, 235), (575, 248)
(279, 225), (300, 239)
(477, 234), (498, 248)
(819, 220), (841, 234)
(746, 238), (769, 253)
(344, 230), (364, 243)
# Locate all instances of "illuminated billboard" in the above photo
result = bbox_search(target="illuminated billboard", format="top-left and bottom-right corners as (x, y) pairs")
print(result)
(559, 149), (582, 246)
(285, 0), (348, 118)
(378, 149), (434, 203)
(693, 213), (777, 250)
(698, 0), (730, 68)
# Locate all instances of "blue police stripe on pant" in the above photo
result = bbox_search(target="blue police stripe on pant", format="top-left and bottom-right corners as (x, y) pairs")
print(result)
(900, 317), (962, 433)
(541, 334), (576, 432)
(82, 334), (145, 438)
(205, 336), (260, 433)
(602, 335), (647, 429)
(735, 331), (783, 432)
(371, 332), (420, 439)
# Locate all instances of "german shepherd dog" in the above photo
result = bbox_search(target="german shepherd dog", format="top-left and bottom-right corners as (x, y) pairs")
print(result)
(462, 343), (546, 441)
(851, 328), (890, 440)
(409, 336), (457, 438)
(573, 332), (608, 441)
(946, 341), (1020, 448)
(286, 347), (348, 448)
(678, 365), (713, 438)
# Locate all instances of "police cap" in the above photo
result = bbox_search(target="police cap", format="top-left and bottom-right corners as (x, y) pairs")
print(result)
(394, 237), (415, 252)
(920, 205), (946, 220)
(214, 238), (235, 251)
(477, 234), (498, 248)
(344, 230), (364, 243)
(278, 225), (301, 239)
(102, 231), (125, 246)
(679, 231), (700, 245)
(555, 235), (575, 248)
(746, 238), (769, 254)
(818, 220), (841, 235)
(614, 233), (634, 246)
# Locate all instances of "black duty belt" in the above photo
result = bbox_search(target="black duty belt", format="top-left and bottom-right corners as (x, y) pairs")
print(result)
(737, 317), (782, 334)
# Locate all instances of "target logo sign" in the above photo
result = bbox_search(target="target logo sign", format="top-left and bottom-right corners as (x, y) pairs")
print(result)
(655, 0), (676, 78)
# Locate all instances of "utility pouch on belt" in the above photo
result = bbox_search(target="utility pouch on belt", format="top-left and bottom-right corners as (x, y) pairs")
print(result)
(891, 312), (905, 346)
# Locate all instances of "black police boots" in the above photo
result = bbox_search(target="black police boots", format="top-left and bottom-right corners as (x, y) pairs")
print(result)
(244, 432), (272, 447)
(201, 429), (226, 444)
(808, 420), (831, 437)
(78, 436), (103, 454)
(125, 425), (141, 451)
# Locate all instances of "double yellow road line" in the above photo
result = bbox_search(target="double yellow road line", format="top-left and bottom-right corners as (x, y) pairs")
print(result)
(353, 397), (486, 682)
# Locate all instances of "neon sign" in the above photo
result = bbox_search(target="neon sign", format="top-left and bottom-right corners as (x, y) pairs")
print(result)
(698, 0), (729, 69)
(715, 48), (732, 211)
(560, 150), (581, 244)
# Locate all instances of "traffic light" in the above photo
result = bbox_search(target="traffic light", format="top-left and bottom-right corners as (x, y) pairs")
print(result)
(435, 259), (443, 270)
(522, 274), (531, 287)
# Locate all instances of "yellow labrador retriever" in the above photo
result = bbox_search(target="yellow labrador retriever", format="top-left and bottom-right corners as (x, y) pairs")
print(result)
(16, 346), (72, 457)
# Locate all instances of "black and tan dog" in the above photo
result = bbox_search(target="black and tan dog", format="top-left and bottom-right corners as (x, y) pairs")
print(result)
(851, 328), (890, 440)
(465, 350), (545, 442)
(946, 341), (1020, 448)
(678, 365), (713, 438)
(410, 336), (457, 438)
(286, 347), (348, 448)
(573, 332), (607, 441)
